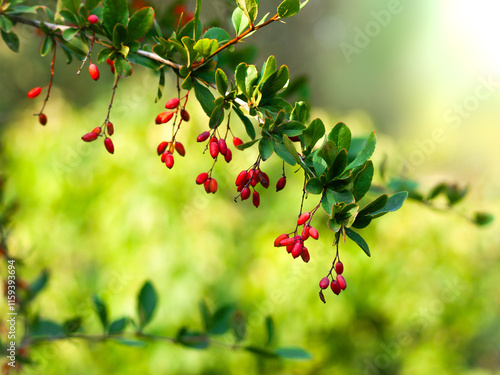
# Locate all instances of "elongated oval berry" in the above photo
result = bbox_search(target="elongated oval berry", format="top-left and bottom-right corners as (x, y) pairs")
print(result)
(209, 142), (219, 158)
(209, 178), (218, 193)
(196, 172), (209, 185)
(319, 277), (330, 289)
(274, 233), (289, 247)
(291, 242), (303, 258)
(259, 172), (270, 188)
(235, 171), (248, 186)
(218, 139), (228, 155)
(165, 98), (180, 109)
(335, 261), (344, 275)
(237, 184), (244, 192)
(252, 191), (260, 208)
(279, 237), (295, 247)
(82, 132), (98, 142)
(241, 187), (251, 200)
(286, 244), (293, 253)
(337, 274), (347, 290)
(89, 63), (100, 81)
(157, 141), (168, 155)
(204, 179), (211, 193)
(104, 137), (114, 154)
(224, 148), (232, 163)
(92, 126), (102, 135)
(27, 87), (42, 99)
(330, 280), (341, 295)
(276, 176), (286, 192)
(319, 290), (326, 304)
(301, 247), (310, 263)
(180, 109), (190, 121)
(309, 227), (319, 240)
(197, 131), (210, 142)
(297, 212), (311, 225)
(175, 142), (186, 156)
(106, 121), (114, 136)
(88, 14), (99, 24)
(158, 111), (174, 124)
(250, 172), (259, 187)
(165, 152), (174, 169)
(161, 151), (168, 163)
(233, 137), (243, 148)
(38, 113), (47, 125)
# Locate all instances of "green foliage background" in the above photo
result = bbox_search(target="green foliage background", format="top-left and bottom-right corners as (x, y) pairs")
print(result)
(1, 1), (500, 374)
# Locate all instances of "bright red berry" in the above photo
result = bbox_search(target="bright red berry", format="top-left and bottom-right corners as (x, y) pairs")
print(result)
(156, 111), (174, 124)
(279, 237), (295, 247)
(82, 132), (98, 142)
(38, 113), (47, 125)
(165, 98), (180, 109)
(276, 176), (286, 192)
(291, 242), (303, 258)
(319, 277), (330, 289)
(204, 179), (211, 193)
(309, 227), (319, 240)
(301, 226), (310, 241)
(161, 151), (168, 163)
(337, 274), (347, 290)
(286, 244), (293, 253)
(241, 187), (251, 200)
(235, 171), (248, 186)
(252, 191), (260, 208)
(104, 137), (114, 154)
(106, 121), (114, 136)
(92, 126), (102, 135)
(196, 172), (209, 185)
(224, 148), (232, 163)
(301, 247), (310, 263)
(88, 15), (99, 24)
(335, 262), (344, 275)
(330, 280), (341, 295)
(218, 139), (228, 155)
(250, 171), (259, 187)
(165, 152), (174, 169)
(27, 87), (42, 99)
(209, 141), (219, 158)
(175, 142), (186, 156)
(233, 137), (243, 147)
(297, 212), (310, 225)
(180, 109), (190, 121)
(197, 131), (210, 142)
(274, 233), (289, 247)
(207, 178), (218, 193)
(89, 63), (100, 81)
(157, 141), (168, 155)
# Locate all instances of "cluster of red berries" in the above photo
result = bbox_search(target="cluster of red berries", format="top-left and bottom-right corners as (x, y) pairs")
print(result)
(81, 121), (115, 154)
(195, 172), (218, 194)
(27, 87), (48, 125)
(234, 167), (270, 208)
(318, 261), (347, 302)
(157, 141), (185, 169)
(274, 212), (319, 262)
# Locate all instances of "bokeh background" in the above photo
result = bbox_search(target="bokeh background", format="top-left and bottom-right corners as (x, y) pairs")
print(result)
(1, 0), (500, 374)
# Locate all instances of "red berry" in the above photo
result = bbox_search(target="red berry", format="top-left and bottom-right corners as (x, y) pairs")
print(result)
(196, 172), (209, 185)
(156, 111), (174, 124)
(250, 171), (259, 187)
(161, 150), (168, 163)
(241, 187), (251, 200)
(319, 277), (329, 289)
(258, 172), (270, 188)
(274, 234), (289, 247)
(92, 126), (102, 135)
(157, 141), (168, 155)
(174, 142), (186, 156)
(297, 212), (310, 225)
(197, 131), (210, 142)
(337, 274), (347, 290)
(181, 109), (190, 121)
(209, 141), (219, 158)
(301, 247), (310, 263)
(235, 171), (248, 186)
(209, 178), (218, 193)
(233, 137), (243, 148)
(330, 280), (341, 295)
(27, 87), (42, 99)
(309, 227), (319, 240)
(286, 244), (293, 253)
(89, 63), (100, 81)
(38, 113), (47, 125)
(106, 58), (113, 66)
(252, 191), (260, 208)
(106, 121), (114, 136)
(218, 139), (228, 155)
(88, 15), (99, 24)
(335, 261), (344, 275)
(291, 242), (303, 258)
(237, 184), (244, 192)
(165, 98), (180, 109)
(276, 176), (286, 192)
(204, 179), (211, 193)
(279, 237), (295, 247)
(224, 148), (232, 163)
(165, 152), (174, 169)
(104, 137), (114, 154)
(82, 132), (98, 142)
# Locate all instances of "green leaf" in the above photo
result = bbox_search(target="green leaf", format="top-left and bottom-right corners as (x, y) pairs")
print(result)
(233, 106), (256, 140)
(27, 269), (49, 300)
(259, 96), (293, 114)
(209, 102), (224, 129)
(215, 69), (228, 96)
(328, 218), (342, 233)
(306, 178), (323, 195)
(97, 47), (113, 64)
(265, 316), (274, 346)
(327, 149), (348, 180)
(259, 137), (274, 161)
(353, 161), (373, 201)
(317, 140), (338, 165)
(290, 101), (309, 123)
(62, 27), (79, 41)
(61, 35), (89, 58)
(40, 35), (54, 56)
(260, 65), (289, 99)
(137, 280), (158, 330)
(345, 227), (370, 257)
(31, 320), (65, 338)
(281, 135), (301, 165)
(127, 53), (160, 70)
(331, 190), (355, 204)
(193, 0), (202, 38)
(63, 317), (82, 334)
(193, 38), (219, 58)
(199, 300), (212, 332)
(59, 10), (80, 25)
(235, 63), (259, 98)
(0, 15), (14, 33)
(370, 191), (408, 218)
(472, 212), (494, 227)
(1, 30), (19, 52)
(108, 317), (128, 334)
(302, 118), (325, 152)
(112, 23), (127, 49)
(203, 27), (231, 44)
(346, 131), (377, 170)
(85, 0), (101, 11)
(275, 347), (312, 360)
(155, 68), (165, 103)
(259, 55), (277, 85)
(359, 194), (388, 216)
(276, 121), (305, 137)
(61, 0), (79, 14)
(103, 0), (129, 37)
(236, 0), (259, 23)
(6, 5), (42, 15)
(277, 0), (301, 18)
(93, 295), (109, 330)
(209, 305), (235, 335)
(231, 7), (249, 36)
(236, 138), (259, 151)
(321, 189), (336, 215)
(193, 79), (216, 117)
(328, 122), (351, 151)
(244, 346), (278, 358)
(115, 339), (146, 347)
(114, 57), (132, 77)
(127, 7), (155, 43)
(312, 152), (328, 176)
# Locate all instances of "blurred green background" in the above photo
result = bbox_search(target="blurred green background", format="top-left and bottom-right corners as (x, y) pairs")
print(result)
(1, 0), (500, 374)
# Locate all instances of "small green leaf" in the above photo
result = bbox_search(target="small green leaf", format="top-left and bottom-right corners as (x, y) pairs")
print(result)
(103, 0), (129, 37)
(209, 305), (235, 335)
(281, 135), (301, 165)
(97, 47), (113, 64)
(345, 227), (370, 257)
(127, 7), (155, 43)
(346, 131), (377, 170)
(31, 320), (65, 338)
(290, 101), (309, 123)
(353, 161), (374, 201)
(331, 190), (355, 204)
(209, 102), (225, 129)
(203, 27), (231, 44)
(61, 35), (89, 57)
(193, 38), (219, 58)
(359, 194), (389, 216)
(193, 79), (216, 117)
(265, 316), (274, 346)
(155, 69), (165, 103)
(137, 280), (158, 330)
(328, 218), (342, 233)
(59, 10), (80, 26)
(108, 317), (128, 334)
(0, 15), (14, 33)
(275, 347), (312, 360)
(193, 0), (202, 38)
(199, 300), (212, 332)
(63, 317), (82, 334)
(112, 23), (127, 49)
(2, 29), (20, 52)
(215, 69), (229, 96)
(306, 178), (323, 195)
(321, 189), (336, 215)
(236, 138), (259, 150)
(276, 121), (305, 137)
(236, 0), (259, 23)
(93, 295), (109, 330)
(114, 57), (132, 77)
(115, 339), (146, 347)
(327, 149), (348, 180)
(328, 122), (351, 151)
(61, 0), (79, 14)
(259, 137), (274, 161)
(259, 55), (277, 85)
(235, 62), (259, 98)
(233, 106), (256, 140)
(244, 346), (278, 358)
(472, 212), (494, 227)
(312, 152), (328, 176)
(277, 0), (301, 18)
(27, 269), (49, 300)
(302, 118), (325, 152)
(231, 7), (250, 36)
(370, 191), (408, 218)
(260, 65), (289, 99)
(62, 27), (79, 41)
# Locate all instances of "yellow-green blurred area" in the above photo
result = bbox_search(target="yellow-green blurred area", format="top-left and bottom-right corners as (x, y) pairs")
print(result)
(1, 0), (500, 374)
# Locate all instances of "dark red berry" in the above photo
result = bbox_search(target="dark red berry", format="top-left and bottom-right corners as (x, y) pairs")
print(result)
(165, 152), (174, 169)
(209, 142), (219, 158)
(301, 247), (310, 263)
(297, 212), (310, 225)
(258, 172), (270, 188)
(38, 113), (47, 125)
(88, 15), (99, 24)
(27, 87), (42, 99)
(157, 141), (168, 155)
(319, 277), (329, 289)
(335, 261), (344, 275)
(235, 171), (248, 186)
(224, 148), (232, 163)
(274, 233), (289, 247)
(252, 191), (260, 207)
(241, 187), (251, 200)
(309, 227), (319, 240)
(276, 176), (286, 192)
(89, 63), (100, 81)
(82, 132), (98, 142)
(330, 280), (341, 295)
(175, 142), (186, 156)
(337, 274), (346, 290)
(106, 58), (113, 66)
(319, 290), (326, 304)
(106, 121), (114, 136)
(233, 137), (243, 148)
(180, 109), (190, 121)
(218, 139), (228, 155)
(104, 137), (114, 154)
(196, 172), (209, 185)
(165, 98), (180, 109)
(197, 131), (210, 142)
